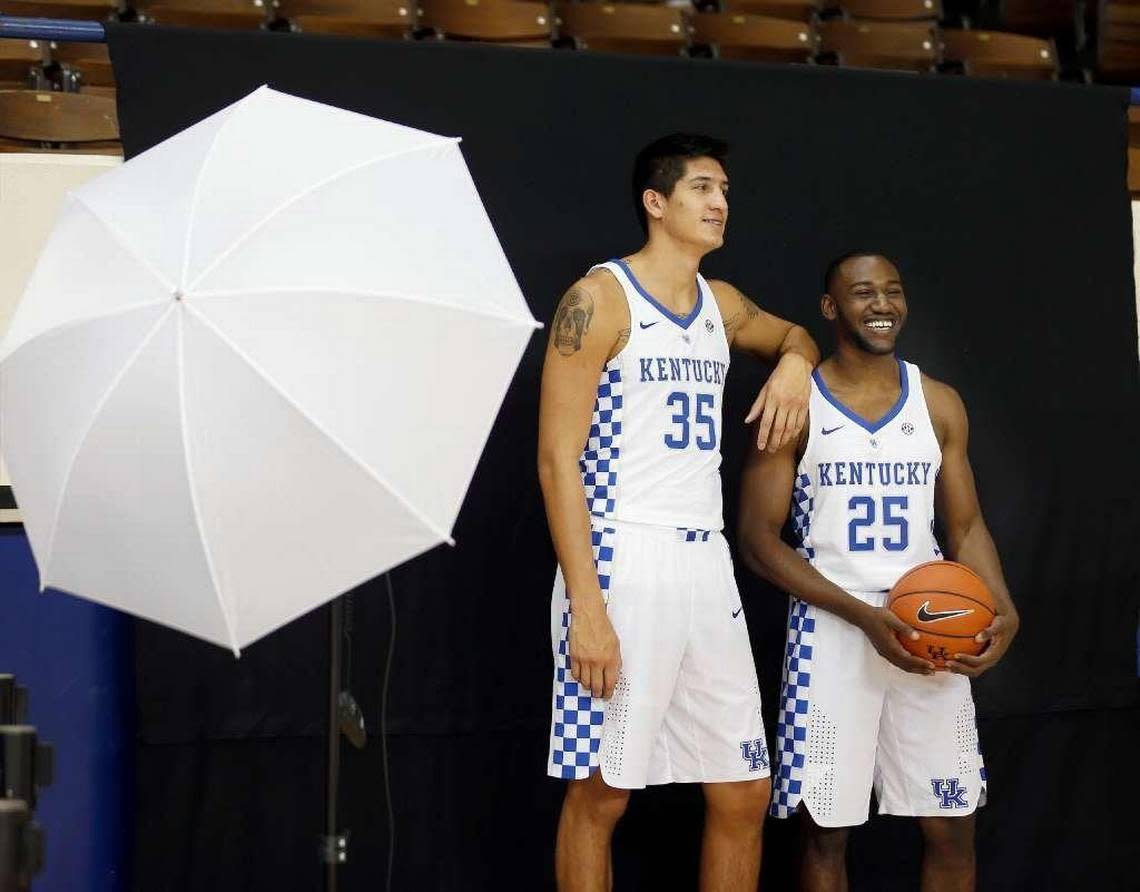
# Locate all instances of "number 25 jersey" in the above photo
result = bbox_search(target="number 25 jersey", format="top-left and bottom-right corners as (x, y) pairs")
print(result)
(794, 360), (943, 593)
(580, 259), (729, 532)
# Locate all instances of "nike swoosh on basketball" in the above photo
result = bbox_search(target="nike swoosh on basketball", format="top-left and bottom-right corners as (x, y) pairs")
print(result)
(916, 601), (975, 623)
(732, 606), (744, 618)
(639, 320), (659, 329)
(821, 425), (844, 435)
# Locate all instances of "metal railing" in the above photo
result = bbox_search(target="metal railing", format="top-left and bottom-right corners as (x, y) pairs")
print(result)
(0, 15), (106, 43)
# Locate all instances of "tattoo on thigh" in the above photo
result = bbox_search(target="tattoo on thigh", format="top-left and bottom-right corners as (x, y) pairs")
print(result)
(552, 287), (595, 356)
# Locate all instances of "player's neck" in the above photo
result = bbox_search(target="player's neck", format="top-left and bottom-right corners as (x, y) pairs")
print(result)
(625, 236), (704, 311)
(828, 343), (898, 385)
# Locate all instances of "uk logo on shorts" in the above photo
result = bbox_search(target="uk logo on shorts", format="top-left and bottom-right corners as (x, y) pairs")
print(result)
(931, 778), (969, 809)
(740, 738), (769, 772)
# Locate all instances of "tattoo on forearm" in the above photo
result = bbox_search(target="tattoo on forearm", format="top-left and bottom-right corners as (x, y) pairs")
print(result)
(552, 287), (595, 356)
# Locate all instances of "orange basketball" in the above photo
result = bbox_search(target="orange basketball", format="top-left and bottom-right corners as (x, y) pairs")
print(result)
(887, 560), (995, 669)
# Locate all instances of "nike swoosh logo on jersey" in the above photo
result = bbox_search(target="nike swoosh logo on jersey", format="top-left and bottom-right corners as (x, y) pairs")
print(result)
(732, 606), (744, 618)
(639, 320), (659, 329)
(821, 425), (844, 435)
(916, 601), (975, 623)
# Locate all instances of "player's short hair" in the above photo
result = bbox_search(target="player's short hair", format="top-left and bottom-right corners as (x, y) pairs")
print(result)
(632, 133), (729, 235)
(823, 251), (898, 294)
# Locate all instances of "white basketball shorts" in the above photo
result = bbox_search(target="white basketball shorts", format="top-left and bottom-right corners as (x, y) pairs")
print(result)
(770, 591), (988, 826)
(546, 520), (770, 789)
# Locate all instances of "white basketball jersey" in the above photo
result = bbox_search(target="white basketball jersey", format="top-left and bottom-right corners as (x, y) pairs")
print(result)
(579, 259), (729, 531)
(792, 360), (943, 592)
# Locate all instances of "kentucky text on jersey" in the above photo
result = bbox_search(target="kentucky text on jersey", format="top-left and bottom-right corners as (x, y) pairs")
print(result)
(639, 357), (729, 385)
(817, 460), (934, 487)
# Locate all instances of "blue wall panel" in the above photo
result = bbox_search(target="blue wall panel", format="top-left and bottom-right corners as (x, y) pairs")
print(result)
(0, 529), (131, 892)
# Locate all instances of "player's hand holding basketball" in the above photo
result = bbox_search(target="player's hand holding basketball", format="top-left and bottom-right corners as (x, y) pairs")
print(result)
(569, 601), (622, 699)
(746, 352), (812, 453)
(858, 606), (936, 675)
(947, 611), (1019, 678)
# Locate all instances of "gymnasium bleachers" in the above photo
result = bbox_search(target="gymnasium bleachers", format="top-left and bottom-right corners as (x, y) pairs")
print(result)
(1, 0), (1139, 190)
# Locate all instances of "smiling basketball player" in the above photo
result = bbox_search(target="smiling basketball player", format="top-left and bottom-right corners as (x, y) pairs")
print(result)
(738, 251), (1019, 891)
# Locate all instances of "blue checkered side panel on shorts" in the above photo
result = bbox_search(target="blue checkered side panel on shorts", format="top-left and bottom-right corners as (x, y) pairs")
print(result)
(580, 364), (623, 518)
(549, 526), (616, 780)
(676, 527), (712, 542)
(791, 472), (815, 561)
(978, 737), (988, 806)
(771, 597), (816, 818)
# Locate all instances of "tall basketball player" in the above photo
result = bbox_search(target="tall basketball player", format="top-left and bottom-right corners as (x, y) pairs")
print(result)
(738, 252), (1019, 892)
(538, 133), (819, 892)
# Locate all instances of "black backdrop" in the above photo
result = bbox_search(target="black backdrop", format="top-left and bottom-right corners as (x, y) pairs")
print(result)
(106, 25), (1140, 891)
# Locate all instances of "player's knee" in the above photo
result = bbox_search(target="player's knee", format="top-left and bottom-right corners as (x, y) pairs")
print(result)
(564, 773), (630, 828)
(801, 815), (849, 863)
(704, 778), (770, 829)
(919, 815), (975, 861)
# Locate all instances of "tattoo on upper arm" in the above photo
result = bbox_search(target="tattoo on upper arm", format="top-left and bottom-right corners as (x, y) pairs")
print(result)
(612, 327), (630, 358)
(723, 292), (761, 340)
(551, 286), (595, 356)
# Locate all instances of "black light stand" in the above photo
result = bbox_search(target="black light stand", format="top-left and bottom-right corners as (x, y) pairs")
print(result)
(320, 594), (367, 892)
(0, 677), (50, 892)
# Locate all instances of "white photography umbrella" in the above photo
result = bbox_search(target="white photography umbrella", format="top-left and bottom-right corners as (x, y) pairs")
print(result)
(0, 86), (539, 654)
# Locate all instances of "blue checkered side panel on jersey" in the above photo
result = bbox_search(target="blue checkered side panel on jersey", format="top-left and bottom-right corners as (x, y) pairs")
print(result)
(791, 473), (815, 561)
(580, 364), (623, 518)
(549, 526), (616, 780)
(771, 597), (816, 818)
(676, 527), (712, 543)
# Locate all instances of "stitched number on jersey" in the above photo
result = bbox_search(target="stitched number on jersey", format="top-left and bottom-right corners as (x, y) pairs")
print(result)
(882, 496), (909, 551)
(847, 495), (909, 552)
(695, 394), (717, 450)
(663, 392), (717, 451)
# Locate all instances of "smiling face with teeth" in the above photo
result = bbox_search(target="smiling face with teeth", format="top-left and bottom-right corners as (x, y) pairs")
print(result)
(821, 254), (908, 356)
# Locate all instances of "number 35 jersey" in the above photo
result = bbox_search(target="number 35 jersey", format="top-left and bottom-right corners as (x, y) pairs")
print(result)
(581, 259), (730, 532)
(794, 360), (943, 593)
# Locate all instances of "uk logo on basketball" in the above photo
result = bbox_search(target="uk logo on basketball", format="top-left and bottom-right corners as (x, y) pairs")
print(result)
(739, 739), (769, 772)
(931, 778), (969, 809)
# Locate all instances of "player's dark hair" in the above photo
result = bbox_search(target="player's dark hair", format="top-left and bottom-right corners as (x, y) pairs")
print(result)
(632, 133), (729, 235)
(823, 251), (897, 293)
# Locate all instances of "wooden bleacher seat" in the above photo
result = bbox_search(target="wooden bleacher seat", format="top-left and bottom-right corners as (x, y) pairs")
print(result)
(717, 0), (818, 22)
(0, 38), (44, 85)
(276, 0), (414, 37)
(417, 0), (552, 44)
(839, 0), (940, 22)
(0, 0), (121, 20)
(51, 41), (115, 88)
(941, 29), (1058, 80)
(0, 88), (120, 153)
(556, 2), (688, 55)
(690, 11), (815, 61)
(133, 0), (273, 29)
(997, 1), (1078, 38)
(1128, 107), (1140, 195)
(1128, 104), (1140, 145)
(1099, 1), (1140, 82)
(817, 18), (938, 71)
